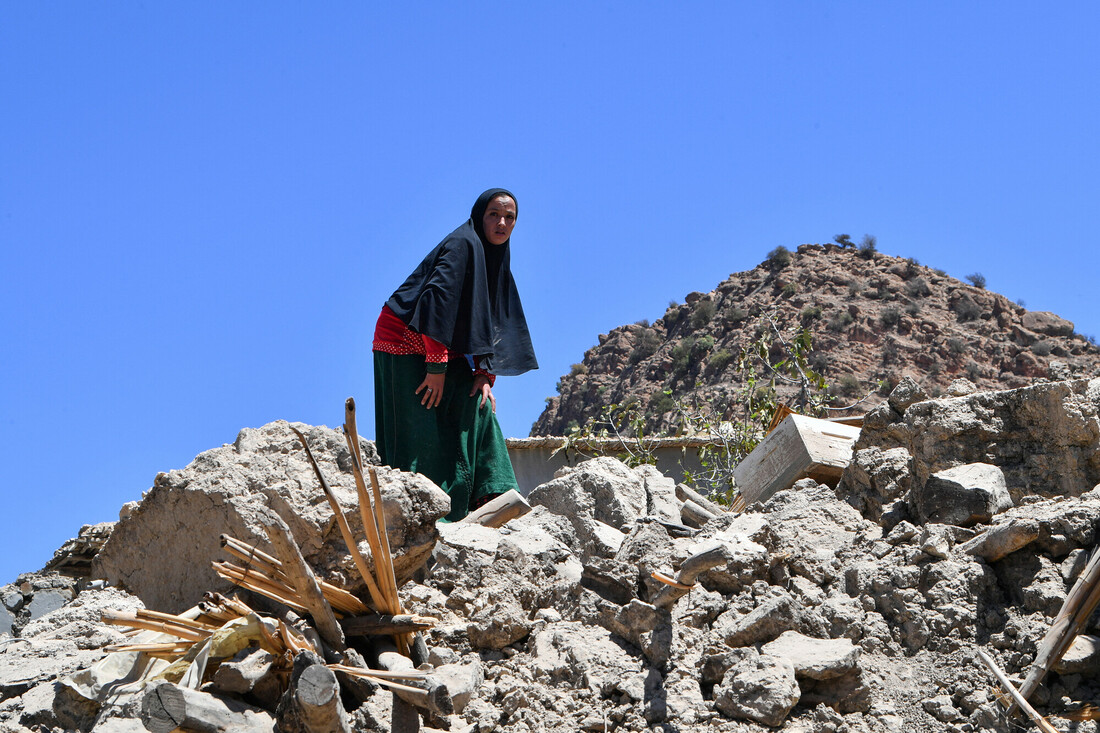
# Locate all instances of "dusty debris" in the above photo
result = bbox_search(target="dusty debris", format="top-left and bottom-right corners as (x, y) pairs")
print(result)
(6, 377), (1100, 730)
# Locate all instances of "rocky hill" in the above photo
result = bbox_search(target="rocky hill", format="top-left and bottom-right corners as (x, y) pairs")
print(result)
(533, 243), (1100, 436)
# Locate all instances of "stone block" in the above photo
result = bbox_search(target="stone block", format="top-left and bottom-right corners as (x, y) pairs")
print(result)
(912, 462), (1011, 526)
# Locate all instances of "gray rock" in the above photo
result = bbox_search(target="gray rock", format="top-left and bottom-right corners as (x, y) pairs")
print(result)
(841, 447), (913, 521)
(888, 375), (928, 413)
(922, 693), (961, 722)
(212, 648), (275, 694)
(635, 464), (681, 523)
(958, 518), (1040, 561)
(433, 661), (484, 714)
(12, 681), (60, 730)
(918, 525), (952, 559)
(528, 457), (648, 560)
(2, 592), (23, 612)
(715, 590), (797, 648)
(760, 631), (860, 680)
(466, 598), (531, 650)
(884, 520), (918, 545)
(907, 379), (1100, 503)
(92, 421), (444, 613)
(912, 462), (1012, 526)
(0, 608), (13, 638)
(1054, 634), (1100, 675)
(694, 514), (770, 594)
(0, 637), (102, 702)
(799, 669), (872, 714)
(529, 621), (643, 695)
(948, 378), (976, 396)
(20, 587), (141, 650)
(25, 589), (73, 620)
(714, 652), (800, 726)
(755, 482), (873, 586)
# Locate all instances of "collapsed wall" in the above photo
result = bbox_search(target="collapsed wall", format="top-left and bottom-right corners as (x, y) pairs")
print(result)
(3, 377), (1100, 731)
(92, 421), (447, 613)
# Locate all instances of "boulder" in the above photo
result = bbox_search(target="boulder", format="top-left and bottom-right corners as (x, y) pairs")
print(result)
(911, 462), (1012, 526)
(92, 421), (448, 612)
(1022, 310), (1075, 337)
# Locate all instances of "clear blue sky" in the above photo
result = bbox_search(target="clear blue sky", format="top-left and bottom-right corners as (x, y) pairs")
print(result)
(3, 3), (1098, 585)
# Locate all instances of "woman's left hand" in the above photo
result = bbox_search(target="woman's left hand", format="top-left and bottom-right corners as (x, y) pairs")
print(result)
(470, 374), (496, 412)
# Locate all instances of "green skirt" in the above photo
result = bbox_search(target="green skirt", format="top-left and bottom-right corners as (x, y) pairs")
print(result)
(373, 352), (517, 521)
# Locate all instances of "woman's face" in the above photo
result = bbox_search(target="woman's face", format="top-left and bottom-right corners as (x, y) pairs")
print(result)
(482, 195), (517, 245)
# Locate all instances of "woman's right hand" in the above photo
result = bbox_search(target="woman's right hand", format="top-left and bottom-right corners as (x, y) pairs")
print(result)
(416, 372), (446, 409)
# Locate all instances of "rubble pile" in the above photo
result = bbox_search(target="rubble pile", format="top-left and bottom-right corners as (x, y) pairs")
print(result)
(2, 376), (1100, 731)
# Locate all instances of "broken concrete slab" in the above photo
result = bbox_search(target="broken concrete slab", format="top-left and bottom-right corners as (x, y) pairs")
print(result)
(761, 631), (861, 680)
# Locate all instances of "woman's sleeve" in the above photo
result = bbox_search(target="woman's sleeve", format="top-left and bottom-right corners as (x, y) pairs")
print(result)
(423, 334), (449, 374)
(473, 356), (496, 387)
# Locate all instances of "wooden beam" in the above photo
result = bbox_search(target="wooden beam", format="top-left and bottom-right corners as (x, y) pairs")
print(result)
(259, 511), (346, 652)
(459, 489), (531, 528)
(140, 681), (275, 733)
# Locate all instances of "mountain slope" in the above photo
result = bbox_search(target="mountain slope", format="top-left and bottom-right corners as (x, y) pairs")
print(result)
(532, 243), (1100, 436)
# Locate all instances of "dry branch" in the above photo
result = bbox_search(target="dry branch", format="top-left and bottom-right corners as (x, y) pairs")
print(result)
(221, 534), (369, 615)
(259, 511), (346, 652)
(290, 424), (386, 613)
(100, 611), (209, 642)
(213, 560), (309, 613)
(977, 650), (1058, 733)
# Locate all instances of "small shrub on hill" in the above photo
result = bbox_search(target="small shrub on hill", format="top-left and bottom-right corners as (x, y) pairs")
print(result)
(767, 246), (792, 269)
(834, 233), (854, 247)
(947, 337), (967, 355)
(648, 389), (674, 416)
(570, 362), (587, 376)
(782, 282), (798, 297)
(858, 235), (877, 259)
(905, 277), (931, 298)
(953, 297), (982, 322)
(800, 306), (822, 325)
(629, 329), (661, 364)
(966, 272), (987, 289)
(1031, 340), (1053, 357)
(827, 311), (855, 331)
(727, 307), (749, 325)
(880, 307), (902, 328)
(691, 299), (717, 329)
(705, 348), (733, 376)
(905, 302), (921, 317)
(838, 374), (861, 397)
(670, 337), (696, 374)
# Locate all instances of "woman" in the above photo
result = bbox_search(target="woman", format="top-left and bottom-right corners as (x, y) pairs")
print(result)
(373, 188), (537, 521)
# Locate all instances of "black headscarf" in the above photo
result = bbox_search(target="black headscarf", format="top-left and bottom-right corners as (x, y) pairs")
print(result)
(384, 188), (538, 377)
